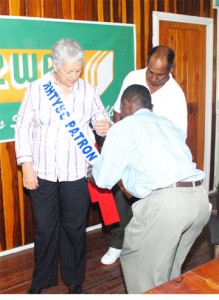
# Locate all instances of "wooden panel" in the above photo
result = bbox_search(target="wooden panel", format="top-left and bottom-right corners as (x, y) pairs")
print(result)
(103, 0), (110, 22)
(159, 21), (206, 170)
(8, 0), (25, 16)
(126, 0), (133, 23)
(43, 0), (57, 18)
(157, 0), (165, 11)
(133, 0), (141, 68)
(0, 0), (9, 14)
(23, 190), (34, 245)
(0, 143), (22, 249)
(112, 0), (118, 21)
(74, 0), (86, 20)
(85, 0), (98, 21)
(0, 0), (216, 252)
(187, 103), (198, 163)
(193, 258), (219, 285)
(0, 159), (6, 251)
(146, 272), (219, 294)
(143, 0), (150, 62)
(145, 258), (219, 294)
(119, 0), (127, 23)
(57, 0), (73, 19)
(26, 0), (43, 17)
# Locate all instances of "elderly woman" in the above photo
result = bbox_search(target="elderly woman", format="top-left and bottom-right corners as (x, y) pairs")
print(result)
(15, 38), (112, 294)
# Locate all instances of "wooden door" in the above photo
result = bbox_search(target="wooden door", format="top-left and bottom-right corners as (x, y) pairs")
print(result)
(159, 21), (206, 171)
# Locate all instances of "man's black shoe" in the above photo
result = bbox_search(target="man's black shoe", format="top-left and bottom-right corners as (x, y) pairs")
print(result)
(69, 284), (82, 294)
(27, 287), (42, 294)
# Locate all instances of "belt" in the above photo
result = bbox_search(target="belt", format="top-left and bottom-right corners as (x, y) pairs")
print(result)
(169, 180), (203, 188)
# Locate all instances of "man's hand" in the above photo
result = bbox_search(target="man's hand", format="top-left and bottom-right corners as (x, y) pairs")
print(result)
(117, 180), (132, 199)
(87, 165), (96, 185)
(21, 162), (39, 190)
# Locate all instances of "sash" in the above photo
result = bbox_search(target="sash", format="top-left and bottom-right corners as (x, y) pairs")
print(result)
(42, 79), (120, 225)
(42, 80), (99, 165)
(87, 180), (120, 226)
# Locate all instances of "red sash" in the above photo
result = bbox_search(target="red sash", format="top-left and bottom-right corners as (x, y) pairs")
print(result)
(87, 180), (120, 225)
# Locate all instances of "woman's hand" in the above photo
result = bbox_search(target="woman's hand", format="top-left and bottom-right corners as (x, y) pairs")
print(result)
(21, 162), (39, 190)
(93, 120), (112, 137)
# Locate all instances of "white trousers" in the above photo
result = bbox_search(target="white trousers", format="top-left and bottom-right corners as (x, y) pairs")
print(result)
(120, 185), (211, 294)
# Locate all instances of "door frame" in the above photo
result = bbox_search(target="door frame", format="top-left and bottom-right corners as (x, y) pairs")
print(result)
(153, 11), (214, 192)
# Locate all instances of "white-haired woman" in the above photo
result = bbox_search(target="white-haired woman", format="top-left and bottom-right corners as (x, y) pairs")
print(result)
(15, 38), (112, 294)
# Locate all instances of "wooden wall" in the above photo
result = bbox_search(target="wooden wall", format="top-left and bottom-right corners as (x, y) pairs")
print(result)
(0, 0), (216, 251)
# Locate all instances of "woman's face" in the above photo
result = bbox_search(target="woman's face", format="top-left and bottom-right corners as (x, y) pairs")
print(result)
(53, 60), (83, 88)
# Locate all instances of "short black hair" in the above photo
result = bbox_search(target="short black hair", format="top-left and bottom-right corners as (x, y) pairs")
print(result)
(121, 84), (152, 109)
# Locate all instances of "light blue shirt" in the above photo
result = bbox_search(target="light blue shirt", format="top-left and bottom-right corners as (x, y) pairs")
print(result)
(92, 109), (205, 198)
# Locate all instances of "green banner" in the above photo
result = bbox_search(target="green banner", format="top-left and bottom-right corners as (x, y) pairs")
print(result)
(0, 16), (135, 142)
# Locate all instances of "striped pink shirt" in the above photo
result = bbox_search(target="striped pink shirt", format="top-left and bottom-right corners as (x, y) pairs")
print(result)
(15, 71), (111, 182)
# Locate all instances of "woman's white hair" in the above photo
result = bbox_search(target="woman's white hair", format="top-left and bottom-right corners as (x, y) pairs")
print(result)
(51, 38), (84, 69)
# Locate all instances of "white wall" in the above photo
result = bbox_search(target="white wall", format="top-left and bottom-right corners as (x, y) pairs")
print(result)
(214, 11), (219, 189)
(214, 85), (219, 187)
(215, 108), (219, 187)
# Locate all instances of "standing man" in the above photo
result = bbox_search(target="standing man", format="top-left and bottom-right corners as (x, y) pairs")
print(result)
(15, 38), (112, 294)
(101, 45), (188, 265)
(91, 84), (211, 293)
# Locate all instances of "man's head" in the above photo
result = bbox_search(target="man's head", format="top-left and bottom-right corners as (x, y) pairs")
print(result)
(146, 45), (175, 88)
(120, 84), (152, 119)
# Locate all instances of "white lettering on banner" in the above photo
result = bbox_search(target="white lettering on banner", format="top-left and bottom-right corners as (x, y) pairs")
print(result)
(0, 121), (6, 130)
(10, 115), (17, 128)
(42, 80), (100, 164)
(0, 55), (9, 90)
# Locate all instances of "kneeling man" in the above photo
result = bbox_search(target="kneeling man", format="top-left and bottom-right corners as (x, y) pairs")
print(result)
(90, 84), (211, 294)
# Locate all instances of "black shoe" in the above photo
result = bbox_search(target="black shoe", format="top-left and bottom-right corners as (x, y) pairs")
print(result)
(27, 287), (42, 294)
(69, 284), (82, 294)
